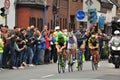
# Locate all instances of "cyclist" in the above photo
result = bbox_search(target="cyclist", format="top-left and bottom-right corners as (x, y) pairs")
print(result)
(88, 35), (100, 64)
(67, 32), (77, 66)
(55, 31), (67, 55)
(75, 31), (85, 68)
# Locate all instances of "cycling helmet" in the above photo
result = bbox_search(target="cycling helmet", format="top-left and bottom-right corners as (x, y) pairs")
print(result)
(68, 32), (73, 37)
(91, 35), (96, 39)
(57, 32), (63, 38)
(75, 31), (81, 37)
(117, 19), (120, 22)
(114, 30), (120, 35)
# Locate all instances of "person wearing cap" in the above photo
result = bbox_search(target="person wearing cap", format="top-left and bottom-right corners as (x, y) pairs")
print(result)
(53, 26), (61, 63)
(53, 26), (60, 38)
(88, 35), (100, 64)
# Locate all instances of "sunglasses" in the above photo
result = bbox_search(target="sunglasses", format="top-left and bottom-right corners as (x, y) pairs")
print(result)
(58, 38), (62, 39)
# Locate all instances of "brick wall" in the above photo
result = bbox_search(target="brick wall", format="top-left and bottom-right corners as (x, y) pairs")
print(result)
(17, 7), (30, 28)
(17, 7), (44, 30)
(70, 0), (82, 15)
(16, 0), (83, 30)
(68, 0), (83, 30)
(46, 0), (54, 29)
(59, 0), (68, 29)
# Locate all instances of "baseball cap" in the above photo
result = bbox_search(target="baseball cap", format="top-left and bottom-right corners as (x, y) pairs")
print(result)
(55, 26), (60, 30)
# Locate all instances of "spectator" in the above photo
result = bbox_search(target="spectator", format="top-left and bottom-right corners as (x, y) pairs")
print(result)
(0, 31), (4, 71)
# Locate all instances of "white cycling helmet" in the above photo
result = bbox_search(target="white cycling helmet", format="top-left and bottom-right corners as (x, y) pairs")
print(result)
(68, 32), (73, 38)
(114, 30), (120, 35)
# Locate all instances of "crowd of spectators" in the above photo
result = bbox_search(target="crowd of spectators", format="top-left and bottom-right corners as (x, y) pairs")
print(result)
(0, 24), (110, 71)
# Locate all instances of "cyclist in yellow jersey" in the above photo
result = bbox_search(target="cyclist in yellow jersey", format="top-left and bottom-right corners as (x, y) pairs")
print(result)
(88, 35), (100, 64)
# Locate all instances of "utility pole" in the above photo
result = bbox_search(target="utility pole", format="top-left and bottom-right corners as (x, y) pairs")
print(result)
(56, 0), (60, 26)
(87, 4), (90, 30)
(44, 0), (47, 25)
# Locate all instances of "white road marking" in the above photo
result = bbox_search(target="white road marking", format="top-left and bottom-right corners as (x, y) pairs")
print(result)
(30, 78), (102, 80)
(108, 63), (114, 67)
(41, 74), (54, 78)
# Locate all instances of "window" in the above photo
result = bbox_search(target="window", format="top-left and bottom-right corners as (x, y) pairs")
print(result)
(72, 0), (78, 2)
(60, 18), (62, 29)
(65, 18), (67, 29)
(30, 17), (43, 31)
(63, 18), (64, 29)
(51, 20), (53, 29)
(39, 18), (43, 31)
(37, 18), (40, 30)
(70, 15), (75, 23)
(29, 17), (36, 27)
(47, 23), (49, 30)
(30, 0), (35, 2)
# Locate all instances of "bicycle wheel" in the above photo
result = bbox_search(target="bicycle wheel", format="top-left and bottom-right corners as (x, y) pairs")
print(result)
(57, 55), (61, 73)
(92, 61), (94, 70)
(78, 53), (83, 71)
(61, 54), (65, 73)
(91, 56), (98, 70)
(58, 62), (61, 73)
(94, 63), (98, 70)
(68, 59), (71, 72)
(68, 53), (73, 72)
(91, 56), (95, 71)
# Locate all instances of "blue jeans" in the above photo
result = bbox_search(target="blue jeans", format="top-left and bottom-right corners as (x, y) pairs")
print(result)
(22, 47), (28, 63)
(100, 47), (104, 60)
(16, 51), (24, 67)
(2, 45), (11, 68)
(27, 47), (34, 64)
(40, 49), (45, 64)
(0, 54), (3, 68)
(35, 48), (41, 65)
(32, 45), (37, 64)
(10, 46), (16, 67)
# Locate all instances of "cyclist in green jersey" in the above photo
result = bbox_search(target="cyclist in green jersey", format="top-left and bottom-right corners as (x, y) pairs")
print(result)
(55, 32), (67, 54)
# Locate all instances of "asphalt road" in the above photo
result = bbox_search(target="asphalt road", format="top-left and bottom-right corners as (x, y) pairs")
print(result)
(0, 60), (120, 80)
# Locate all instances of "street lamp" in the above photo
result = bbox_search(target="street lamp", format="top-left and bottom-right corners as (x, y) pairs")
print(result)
(44, 0), (47, 26)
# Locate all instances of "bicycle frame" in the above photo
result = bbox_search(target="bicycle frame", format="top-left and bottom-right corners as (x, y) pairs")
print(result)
(68, 49), (74, 72)
(57, 49), (66, 73)
(77, 49), (83, 71)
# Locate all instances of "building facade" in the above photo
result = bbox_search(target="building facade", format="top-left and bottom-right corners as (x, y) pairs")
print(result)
(0, 0), (118, 32)
(15, 0), (45, 31)
(68, 0), (83, 31)
(0, 0), (16, 29)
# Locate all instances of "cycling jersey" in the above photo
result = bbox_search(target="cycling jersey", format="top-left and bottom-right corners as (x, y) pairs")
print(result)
(67, 35), (77, 49)
(55, 36), (67, 46)
(88, 38), (99, 50)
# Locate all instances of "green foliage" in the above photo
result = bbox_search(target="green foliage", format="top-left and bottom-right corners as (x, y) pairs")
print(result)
(103, 43), (108, 59)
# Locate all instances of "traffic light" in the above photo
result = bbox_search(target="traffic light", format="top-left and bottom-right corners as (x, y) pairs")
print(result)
(88, 8), (97, 23)
(0, 7), (5, 17)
